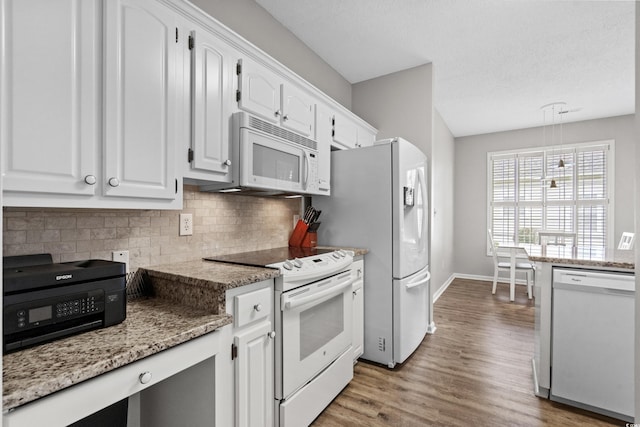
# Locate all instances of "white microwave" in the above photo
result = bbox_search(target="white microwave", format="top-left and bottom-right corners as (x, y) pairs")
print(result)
(201, 112), (324, 196)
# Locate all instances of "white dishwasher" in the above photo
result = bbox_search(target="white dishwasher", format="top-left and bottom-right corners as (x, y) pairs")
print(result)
(551, 268), (635, 422)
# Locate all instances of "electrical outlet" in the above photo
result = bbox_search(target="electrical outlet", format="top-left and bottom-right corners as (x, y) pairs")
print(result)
(112, 250), (129, 273)
(180, 213), (193, 236)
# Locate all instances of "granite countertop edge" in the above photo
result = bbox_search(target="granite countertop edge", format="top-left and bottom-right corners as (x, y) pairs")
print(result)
(528, 255), (635, 270)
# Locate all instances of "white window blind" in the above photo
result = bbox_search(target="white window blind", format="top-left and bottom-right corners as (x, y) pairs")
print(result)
(487, 142), (612, 252)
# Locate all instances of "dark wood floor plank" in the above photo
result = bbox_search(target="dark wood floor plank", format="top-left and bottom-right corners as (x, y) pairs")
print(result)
(312, 279), (623, 427)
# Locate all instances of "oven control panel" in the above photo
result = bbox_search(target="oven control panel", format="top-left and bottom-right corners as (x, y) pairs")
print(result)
(269, 250), (354, 288)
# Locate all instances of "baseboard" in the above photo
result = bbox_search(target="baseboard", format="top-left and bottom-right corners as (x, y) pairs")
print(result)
(433, 274), (456, 303)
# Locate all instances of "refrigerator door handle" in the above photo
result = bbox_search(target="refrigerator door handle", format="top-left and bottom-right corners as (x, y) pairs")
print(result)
(405, 269), (431, 289)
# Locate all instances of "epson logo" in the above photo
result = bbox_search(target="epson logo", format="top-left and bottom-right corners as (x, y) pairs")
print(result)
(56, 274), (73, 281)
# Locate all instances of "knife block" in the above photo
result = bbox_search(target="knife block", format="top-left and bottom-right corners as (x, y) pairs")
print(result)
(301, 231), (317, 248)
(288, 220), (308, 247)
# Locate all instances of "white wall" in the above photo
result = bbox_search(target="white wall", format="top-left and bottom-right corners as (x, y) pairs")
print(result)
(431, 111), (456, 295)
(455, 114), (636, 278)
(190, 0), (352, 109)
(351, 64), (433, 157)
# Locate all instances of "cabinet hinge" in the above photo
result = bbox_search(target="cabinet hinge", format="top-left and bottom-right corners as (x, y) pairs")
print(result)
(188, 35), (194, 50)
(231, 343), (238, 360)
(236, 62), (242, 75)
(236, 90), (241, 102)
(175, 28), (178, 43)
(188, 148), (194, 163)
(331, 129), (335, 137)
(175, 178), (178, 194)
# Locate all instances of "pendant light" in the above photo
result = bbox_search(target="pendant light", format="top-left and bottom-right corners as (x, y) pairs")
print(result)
(541, 102), (566, 189)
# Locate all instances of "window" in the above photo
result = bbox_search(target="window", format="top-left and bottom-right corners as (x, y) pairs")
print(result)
(487, 141), (613, 254)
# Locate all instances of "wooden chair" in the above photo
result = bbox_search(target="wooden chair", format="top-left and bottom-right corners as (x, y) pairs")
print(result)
(488, 229), (535, 301)
(618, 232), (635, 250)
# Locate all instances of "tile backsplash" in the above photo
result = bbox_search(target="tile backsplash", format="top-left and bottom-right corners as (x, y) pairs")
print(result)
(3, 186), (301, 271)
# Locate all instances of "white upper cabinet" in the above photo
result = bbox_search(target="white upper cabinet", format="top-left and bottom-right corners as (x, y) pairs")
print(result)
(280, 84), (314, 137)
(332, 110), (376, 150)
(237, 57), (282, 124)
(1, 0), (100, 197)
(332, 111), (359, 149)
(237, 57), (315, 137)
(103, 0), (178, 200)
(187, 25), (234, 180)
(314, 103), (333, 194)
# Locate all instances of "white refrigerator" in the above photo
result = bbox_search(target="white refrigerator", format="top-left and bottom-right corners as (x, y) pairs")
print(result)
(314, 137), (432, 368)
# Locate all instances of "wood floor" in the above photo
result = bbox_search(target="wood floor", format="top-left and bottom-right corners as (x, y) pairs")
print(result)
(312, 278), (623, 427)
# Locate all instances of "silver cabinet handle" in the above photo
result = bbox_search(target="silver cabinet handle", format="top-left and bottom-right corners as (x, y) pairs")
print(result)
(224, 159), (231, 166)
(283, 114), (289, 121)
(254, 303), (262, 312)
(268, 331), (276, 339)
(139, 371), (152, 384)
(108, 177), (120, 187)
(274, 110), (281, 117)
(84, 175), (97, 185)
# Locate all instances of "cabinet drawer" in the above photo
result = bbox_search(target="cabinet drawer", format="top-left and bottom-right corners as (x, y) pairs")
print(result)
(234, 287), (271, 328)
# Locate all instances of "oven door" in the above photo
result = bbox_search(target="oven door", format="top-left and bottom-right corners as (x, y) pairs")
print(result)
(239, 128), (310, 193)
(278, 270), (353, 399)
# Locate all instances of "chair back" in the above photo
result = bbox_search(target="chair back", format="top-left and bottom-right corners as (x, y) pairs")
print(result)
(618, 232), (635, 250)
(487, 229), (500, 265)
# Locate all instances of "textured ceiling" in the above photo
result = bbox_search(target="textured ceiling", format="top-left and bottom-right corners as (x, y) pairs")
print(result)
(254, 0), (635, 137)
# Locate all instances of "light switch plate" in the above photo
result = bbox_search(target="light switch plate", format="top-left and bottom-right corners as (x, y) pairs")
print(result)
(180, 213), (193, 236)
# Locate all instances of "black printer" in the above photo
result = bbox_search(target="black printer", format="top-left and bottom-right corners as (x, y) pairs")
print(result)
(3, 254), (127, 353)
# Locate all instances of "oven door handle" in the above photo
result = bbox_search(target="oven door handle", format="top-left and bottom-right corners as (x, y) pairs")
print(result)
(283, 279), (352, 311)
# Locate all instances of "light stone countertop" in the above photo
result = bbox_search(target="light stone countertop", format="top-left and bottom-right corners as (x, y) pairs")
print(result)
(525, 245), (635, 270)
(141, 260), (282, 313)
(3, 298), (232, 411)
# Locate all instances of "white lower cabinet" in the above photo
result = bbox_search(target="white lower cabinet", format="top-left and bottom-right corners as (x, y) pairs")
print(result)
(226, 280), (275, 427)
(352, 258), (364, 362)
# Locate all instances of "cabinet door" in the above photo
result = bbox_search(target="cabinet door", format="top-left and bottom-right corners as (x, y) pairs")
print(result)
(237, 57), (282, 124)
(235, 321), (274, 427)
(281, 84), (314, 137)
(1, 0), (99, 196)
(332, 111), (358, 149)
(189, 27), (233, 179)
(356, 123), (376, 148)
(314, 104), (332, 194)
(352, 260), (364, 361)
(103, 0), (177, 200)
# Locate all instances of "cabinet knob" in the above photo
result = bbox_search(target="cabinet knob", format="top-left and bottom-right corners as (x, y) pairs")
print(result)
(268, 331), (276, 339)
(282, 114), (289, 121)
(84, 175), (97, 185)
(108, 177), (120, 187)
(353, 289), (360, 296)
(139, 371), (152, 384)
(223, 159), (232, 166)
(254, 303), (262, 312)
(274, 110), (281, 117)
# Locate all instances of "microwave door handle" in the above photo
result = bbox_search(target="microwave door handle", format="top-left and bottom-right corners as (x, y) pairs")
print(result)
(302, 153), (309, 190)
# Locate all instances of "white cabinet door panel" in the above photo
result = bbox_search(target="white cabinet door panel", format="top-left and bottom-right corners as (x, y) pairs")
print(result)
(332, 111), (358, 149)
(1, 0), (99, 196)
(190, 28), (233, 178)
(104, 0), (177, 200)
(237, 57), (281, 123)
(281, 84), (313, 137)
(235, 321), (274, 427)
